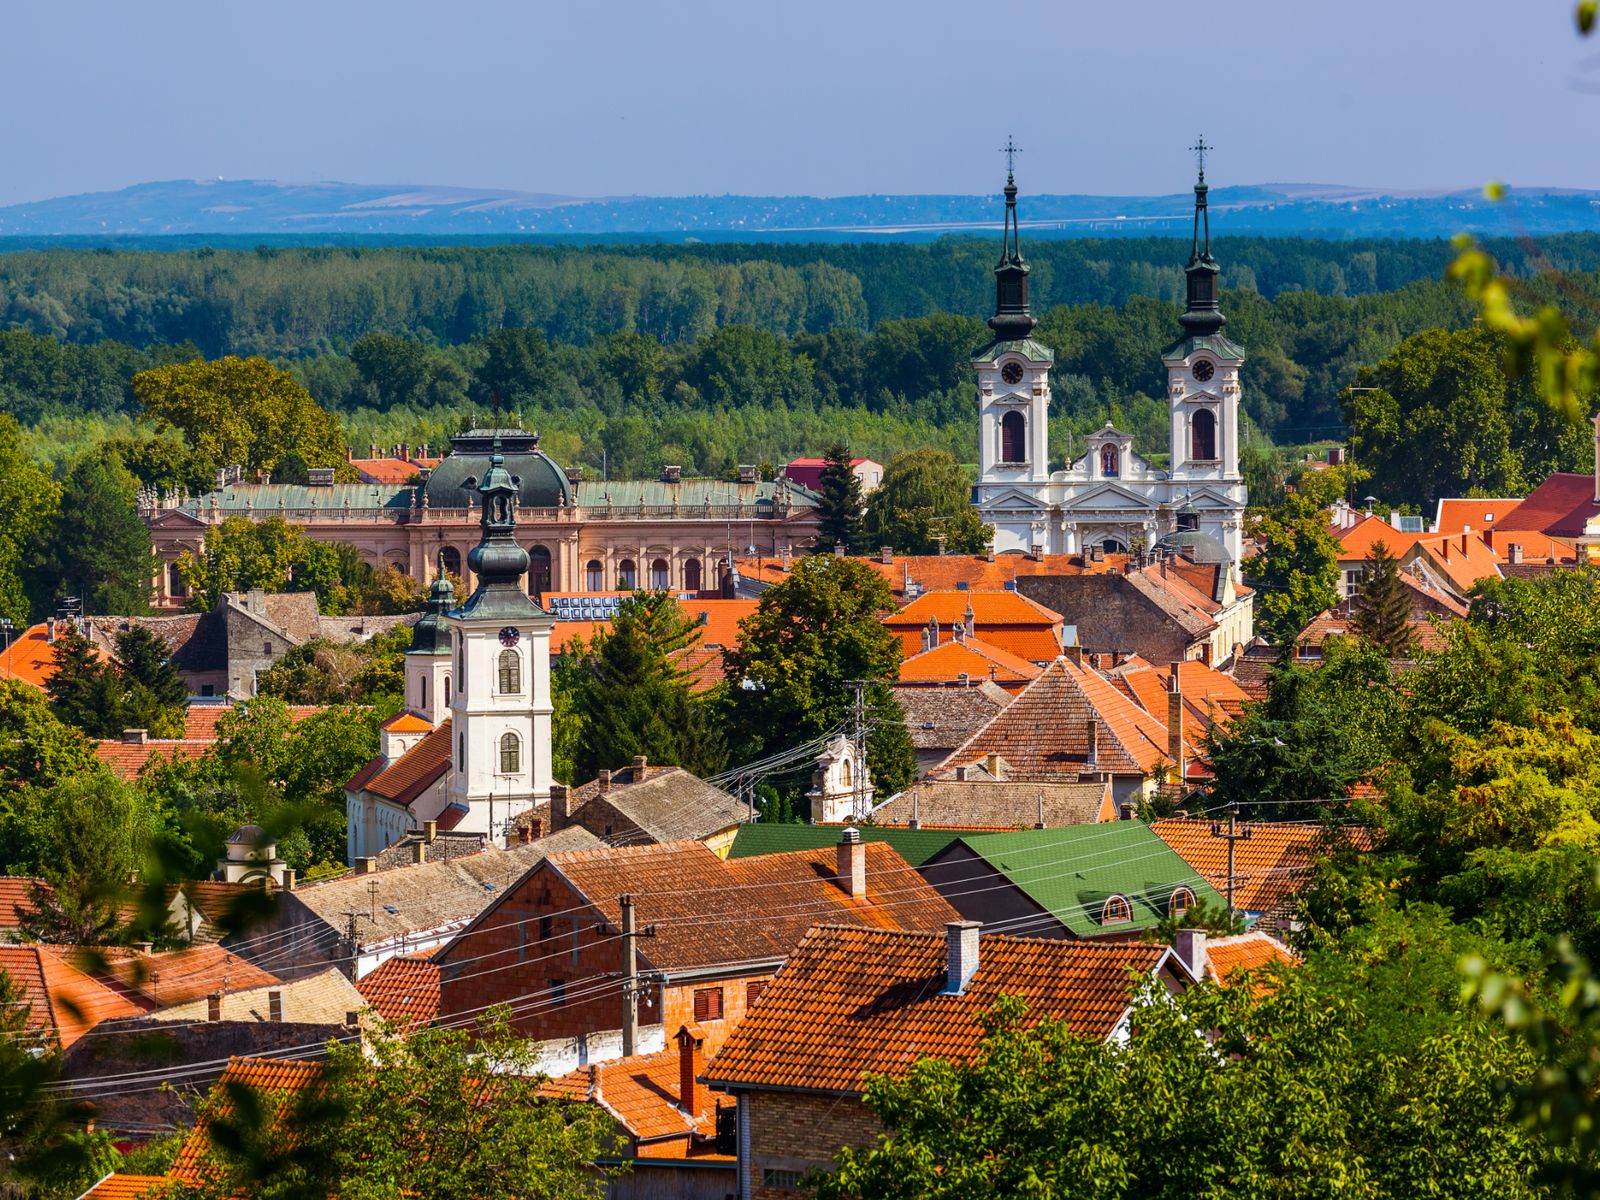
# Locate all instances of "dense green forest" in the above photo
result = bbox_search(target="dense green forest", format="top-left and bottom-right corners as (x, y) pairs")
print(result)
(4, 234), (1599, 481)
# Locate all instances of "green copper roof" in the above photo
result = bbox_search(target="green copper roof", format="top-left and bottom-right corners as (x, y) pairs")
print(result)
(951, 823), (1226, 937)
(973, 337), (1056, 364)
(1161, 332), (1246, 364)
(182, 484), (411, 512)
(726, 823), (966, 868)
(570, 479), (811, 508)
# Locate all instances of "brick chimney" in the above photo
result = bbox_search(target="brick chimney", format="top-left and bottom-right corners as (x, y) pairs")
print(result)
(1167, 664), (1186, 786)
(942, 921), (981, 995)
(836, 827), (866, 899)
(675, 1024), (704, 1116)
(423, 820), (437, 844)
(355, 857), (376, 875)
(879, 546), (893, 565)
(1175, 927), (1208, 979)
(549, 783), (570, 831)
(632, 754), (648, 782)
(597, 769), (611, 795)
(122, 729), (149, 745)
(207, 993), (223, 1022)
(268, 990), (284, 1023)
(412, 840), (427, 865)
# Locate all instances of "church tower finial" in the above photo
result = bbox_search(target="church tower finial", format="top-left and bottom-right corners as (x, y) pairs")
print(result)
(1179, 137), (1224, 338)
(988, 138), (1036, 341)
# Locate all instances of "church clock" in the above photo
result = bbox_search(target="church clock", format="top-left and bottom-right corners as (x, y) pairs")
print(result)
(1001, 361), (1025, 385)
(1192, 359), (1215, 382)
(498, 626), (521, 647)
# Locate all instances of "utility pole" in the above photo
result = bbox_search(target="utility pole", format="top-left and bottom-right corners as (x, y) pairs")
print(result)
(1209, 802), (1253, 923)
(619, 895), (657, 1057)
(339, 909), (373, 980)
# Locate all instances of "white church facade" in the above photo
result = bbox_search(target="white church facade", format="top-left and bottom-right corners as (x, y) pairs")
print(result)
(346, 437), (556, 862)
(974, 161), (1248, 567)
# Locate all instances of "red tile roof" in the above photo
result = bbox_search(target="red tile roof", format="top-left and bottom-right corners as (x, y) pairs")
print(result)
(731, 552), (1133, 599)
(536, 840), (959, 976)
(1332, 516), (1425, 561)
(0, 878), (47, 928)
(1150, 819), (1372, 914)
(351, 718), (452, 805)
(348, 457), (426, 485)
(67, 944), (280, 1009)
(93, 738), (211, 780)
(552, 599), (759, 657)
(897, 637), (1043, 688)
(181, 704), (321, 740)
(171, 1057), (325, 1182)
(0, 946), (144, 1048)
(77, 1174), (169, 1199)
(1205, 931), (1298, 990)
(1433, 498), (1524, 535)
(356, 953), (440, 1025)
(1493, 472), (1600, 538)
(543, 1039), (731, 1158)
(887, 591), (1063, 662)
(670, 645), (726, 694)
(0, 624), (103, 689)
(380, 711), (433, 734)
(704, 926), (1173, 1094)
(1405, 532), (1503, 596)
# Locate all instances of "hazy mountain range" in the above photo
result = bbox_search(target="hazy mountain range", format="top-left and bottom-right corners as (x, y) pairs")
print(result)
(1, 178), (1597, 242)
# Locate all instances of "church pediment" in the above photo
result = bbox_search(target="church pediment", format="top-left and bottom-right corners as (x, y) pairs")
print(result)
(1071, 483), (1159, 510)
(979, 487), (1049, 513)
(1170, 486), (1240, 510)
(1181, 389), (1222, 405)
(148, 509), (209, 529)
(988, 388), (1032, 406)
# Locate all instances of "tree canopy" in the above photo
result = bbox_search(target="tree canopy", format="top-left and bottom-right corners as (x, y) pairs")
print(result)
(863, 447), (991, 554)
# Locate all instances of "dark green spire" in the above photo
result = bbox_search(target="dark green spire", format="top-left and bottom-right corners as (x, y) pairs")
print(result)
(455, 435), (547, 621)
(988, 142), (1036, 341)
(1179, 137), (1225, 338)
(407, 553), (456, 656)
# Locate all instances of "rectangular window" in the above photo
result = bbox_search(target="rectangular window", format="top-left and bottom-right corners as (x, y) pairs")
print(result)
(692, 986), (724, 1022)
(549, 979), (566, 1006)
(263, 641), (273, 656)
(747, 980), (767, 1007)
(763, 1168), (805, 1190)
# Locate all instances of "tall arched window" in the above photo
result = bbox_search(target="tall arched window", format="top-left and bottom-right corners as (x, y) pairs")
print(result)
(168, 561), (188, 598)
(444, 675), (451, 706)
(650, 558), (670, 590)
(1000, 410), (1026, 463)
(440, 546), (462, 579)
(1100, 445), (1120, 477)
(528, 545), (552, 597)
(419, 676), (427, 711)
(1191, 409), (1217, 461)
(684, 558), (702, 593)
(586, 560), (603, 591)
(498, 649), (522, 695)
(500, 731), (521, 774)
(618, 559), (638, 589)
(840, 758), (853, 788)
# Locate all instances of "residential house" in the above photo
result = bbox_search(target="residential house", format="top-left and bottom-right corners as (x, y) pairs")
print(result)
(919, 823), (1226, 938)
(228, 824), (601, 981)
(895, 636), (1043, 694)
(1329, 515), (1425, 599)
(356, 952), (441, 1025)
(780, 456), (883, 494)
(542, 1025), (736, 1199)
(0, 947), (145, 1050)
(890, 682), (1014, 775)
(724, 824), (974, 869)
(883, 590), (1066, 664)
(703, 923), (1190, 1198)
(1174, 928), (1300, 991)
(1294, 571), (1468, 663)
(92, 703), (323, 781)
(545, 757), (753, 856)
(433, 833), (959, 1072)
(726, 549), (1128, 600)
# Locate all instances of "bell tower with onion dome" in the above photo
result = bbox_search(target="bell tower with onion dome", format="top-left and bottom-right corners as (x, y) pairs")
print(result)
(445, 435), (556, 846)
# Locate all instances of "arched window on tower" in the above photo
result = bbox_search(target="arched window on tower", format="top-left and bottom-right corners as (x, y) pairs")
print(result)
(1000, 411), (1026, 464)
(419, 676), (427, 712)
(498, 649), (521, 695)
(586, 560), (603, 591)
(444, 675), (451, 707)
(439, 546), (461, 585)
(650, 558), (670, 590)
(1191, 409), (1217, 462)
(1100, 445), (1120, 477)
(618, 559), (638, 589)
(684, 558), (702, 593)
(528, 546), (551, 597)
(500, 731), (520, 775)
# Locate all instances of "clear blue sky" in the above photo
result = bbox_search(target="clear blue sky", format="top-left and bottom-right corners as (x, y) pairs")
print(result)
(1, 0), (1592, 205)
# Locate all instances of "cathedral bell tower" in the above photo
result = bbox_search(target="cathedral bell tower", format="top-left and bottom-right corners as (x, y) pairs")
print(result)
(404, 558), (455, 725)
(1161, 140), (1247, 564)
(974, 142), (1055, 552)
(445, 434), (556, 846)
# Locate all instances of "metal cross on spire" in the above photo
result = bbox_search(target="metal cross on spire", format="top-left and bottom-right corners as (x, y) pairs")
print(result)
(1190, 135), (1213, 180)
(1000, 136), (1022, 179)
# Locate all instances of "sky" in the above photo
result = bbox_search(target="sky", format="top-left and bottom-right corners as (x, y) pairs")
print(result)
(1, 0), (1594, 205)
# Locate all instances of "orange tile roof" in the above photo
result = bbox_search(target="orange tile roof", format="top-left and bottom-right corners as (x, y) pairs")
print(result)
(543, 1042), (731, 1157)
(0, 624), (104, 689)
(936, 657), (1193, 780)
(536, 840), (959, 976)
(551, 599), (759, 657)
(887, 591), (1063, 663)
(1111, 660), (1251, 734)
(0, 878), (43, 928)
(348, 457), (425, 485)
(1205, 931), (1299, 990)
(897, 638), (1043, 687)
(353, 718), (452, 805)
(93, 738), (211, 780)
(1433, 498), (1524, 535)
(732, 552), (1133, 598)
(0, 946), (143, 1048)
(670, 645), (726, 694)
(1407, 532), (1503, 595)
(381, 711), (433, 733)
(1150, 819), (1372, 914)
(356, 953), (440, 1024)
(181, 703), (321, 740)
(171, 1057), (325, 1182)
(551, 621), (605, 654)
(1332, 516), (1425, 561)
(64, 944), (280, 1009)
(78, 1174), (169, 1199)
(1492, 472), (1600, 537)
(1480, 528), (1576, 564)
(705, 926), (1172, 1094)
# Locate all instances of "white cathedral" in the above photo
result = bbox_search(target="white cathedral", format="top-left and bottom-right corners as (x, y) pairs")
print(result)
(973, 162), (1247, 567)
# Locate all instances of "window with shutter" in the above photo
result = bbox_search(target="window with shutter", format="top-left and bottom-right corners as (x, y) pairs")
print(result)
(693, 986), (724, 1022)
(747, 980), (766, 1007)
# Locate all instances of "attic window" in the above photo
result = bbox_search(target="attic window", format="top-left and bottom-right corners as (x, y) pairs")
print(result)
(1101, 894), (1132, 926)
(1168, 887), (1195, 919)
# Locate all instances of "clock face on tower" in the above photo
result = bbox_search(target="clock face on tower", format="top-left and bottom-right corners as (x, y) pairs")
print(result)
(498, 627), (521, 647)
(1001, 361), (1025, 385)
(1192, 359), (1215, 382)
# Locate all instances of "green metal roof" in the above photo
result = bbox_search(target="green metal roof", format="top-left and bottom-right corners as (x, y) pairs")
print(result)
(726, 823), (968, 868)
(1161, 332), (1246, 364)
(951, 823), (1227, 937)
(570, 479), (813, 508)
(182, 484), (412, 512)
(973, 337), (1056, 364)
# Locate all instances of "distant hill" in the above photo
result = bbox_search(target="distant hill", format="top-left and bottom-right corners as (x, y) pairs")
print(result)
(1, 178), (1598, 241)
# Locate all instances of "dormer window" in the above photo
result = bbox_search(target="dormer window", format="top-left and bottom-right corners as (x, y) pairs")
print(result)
(1100, 445), (1120, 477)
(1168, 887), (1196, 919)
(1101, 895), (1133, 925)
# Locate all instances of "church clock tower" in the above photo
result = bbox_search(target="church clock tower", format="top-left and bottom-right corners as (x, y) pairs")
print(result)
(974, 144), (1055, 553)
(1161, 141), (1247, 563)
(445, 435), (556, 845)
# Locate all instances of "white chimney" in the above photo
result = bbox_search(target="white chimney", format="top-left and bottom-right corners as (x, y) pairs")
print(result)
(942, 921), (981, 995)
(1175, 927), (1208, 979)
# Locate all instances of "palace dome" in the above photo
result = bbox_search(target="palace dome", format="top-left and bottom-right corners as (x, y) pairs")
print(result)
(422, 428), (572, 511)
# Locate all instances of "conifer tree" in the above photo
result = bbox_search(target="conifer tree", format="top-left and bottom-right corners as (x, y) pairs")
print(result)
(45, 626), (125, 739)
(1352, 539), (1415, 657)
(40, 454), (156, 616)
(813, 442), (865, 554)
(114, 626), (189, 737)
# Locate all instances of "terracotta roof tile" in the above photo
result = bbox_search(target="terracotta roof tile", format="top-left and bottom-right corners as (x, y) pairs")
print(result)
(895, 637), (1042, 687)
(890, 684), (1012, 752)
(1205, 931), (1299, 991)
(380, 711), (433, 734)
(1434, 498), (1525, 535)
(0, 946), (144, 1049)
(171, 1057), (324, 1182)
(0, 624), (101, 689)
(669, 644), (725, 693)
(1333, 516), (1426, 560)
(553, 599), (758, 656)
(77, 1173), (170, 1199)
(1492, 472), (1600, 538)
(0, 878), (43, 928)
(93, 739), (211, 780)
(870, 779), (1116, 828)
(54, 945), (280, 1009)
(534, 840), (959, 975)
(358, 718), (452, 805)
(348, 457), (425, 484)
(1151, 819), (1372, 914)
(543, 1041), (730, 1156)
(356, 953), (440, 1024)
(731, 552), (1131, 599)
(705, 927), (1172, 1094)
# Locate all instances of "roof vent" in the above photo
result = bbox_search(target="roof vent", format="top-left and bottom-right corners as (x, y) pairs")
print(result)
(661, 465), (682, 484)
(737, 464), (759, 484)
(307, 467), (335, 487)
